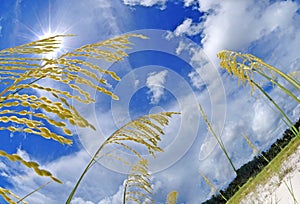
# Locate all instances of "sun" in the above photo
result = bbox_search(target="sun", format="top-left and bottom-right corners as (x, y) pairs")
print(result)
(20, 1), (73, 60)
(37, 31), (65, 59)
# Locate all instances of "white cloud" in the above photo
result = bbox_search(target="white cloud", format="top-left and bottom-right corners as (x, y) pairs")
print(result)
(4, 0), (300, 203)
(0, 162), (7, 170)
(7, 148), (126, 204)
(146, 70), (168, 104)
(168, 1), (300, 201)
(16, 147), (30, 161)
(184, 0), (196, 7)
(122, 0), (167, 9)
(98, 184), (124, 204)
(20, 0), (128, 48)
(252, 100), (277, 135)
(72, 197), (94, 204)
(134, 79), (140, 89)
(174, 18), (203, 36)
(188, 68), (204, 89)
(198, 0), (300, 62)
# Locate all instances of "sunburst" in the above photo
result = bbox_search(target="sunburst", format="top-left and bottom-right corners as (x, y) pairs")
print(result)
(20, 1), (74, 60)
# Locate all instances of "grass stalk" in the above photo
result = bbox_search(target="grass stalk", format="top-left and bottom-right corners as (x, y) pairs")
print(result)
(198, 103), (237, 173)
(65, 141), (108, 204)
(242, 133), (270, 163)
(123, 181), (128, 204)
(254, 69), (300, 104)
(258, 59), (300, 91)
(283, 179), (298, 204)
(66, 112), (177, 203)
(17, 181), (52, 203)
(252, 81), (299, 137)
(200, 173), (228, 202)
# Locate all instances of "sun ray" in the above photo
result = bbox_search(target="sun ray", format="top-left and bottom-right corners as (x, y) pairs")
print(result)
(18, 1), (72, 51)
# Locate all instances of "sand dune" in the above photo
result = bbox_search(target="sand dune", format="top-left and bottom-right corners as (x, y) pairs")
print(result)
(241, 146), (300, 204)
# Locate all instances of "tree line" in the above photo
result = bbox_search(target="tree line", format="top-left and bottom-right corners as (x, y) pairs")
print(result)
(203, 117), (300, 204)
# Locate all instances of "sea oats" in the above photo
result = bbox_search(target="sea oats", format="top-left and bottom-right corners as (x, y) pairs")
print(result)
(123, 159), (153, 204)
(0, 33), (146, 202)
(66, 112), (179, 203)
(166, 191), (178, 204)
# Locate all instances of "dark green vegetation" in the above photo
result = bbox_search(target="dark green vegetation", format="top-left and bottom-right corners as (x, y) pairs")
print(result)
(203, 118), (300, 204)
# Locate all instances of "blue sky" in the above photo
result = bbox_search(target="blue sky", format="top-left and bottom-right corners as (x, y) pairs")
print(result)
(0, 0), (300, 203)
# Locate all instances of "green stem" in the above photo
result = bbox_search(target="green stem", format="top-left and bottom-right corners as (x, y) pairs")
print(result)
(253, 81), (299, 137)
(283, 179), (298, 204)
(123, 181), (128, 204)
(17, 181), (52, 203)
(255, 69), (300, 104)
(65, 141), (107, 204)
(200, 173), (228, 202)
(66, 114), (131, 203)
(198, 104), (237, 173)
(259, 60), (300, 91)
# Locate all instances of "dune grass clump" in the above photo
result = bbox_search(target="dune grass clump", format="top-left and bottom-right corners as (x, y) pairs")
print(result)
(1, 33), (181, 203)
(0, 33), (148, 202)
(217, 50), (300, 94)
(218, 50), (300, 137)
(66, 112), (180, 203)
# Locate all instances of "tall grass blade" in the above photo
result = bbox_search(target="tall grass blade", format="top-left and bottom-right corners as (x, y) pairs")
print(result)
(283, 179), (298, 204)
(242, 132), (269, 163)
(66, 112), (179, 204)
(198, 104), (237, 173)
(217, 50), (300, 138)
(17, 181), (52, 203)
(200, 173), (227, 202)
(0, 150), (61, 183)
(252, 81), (299, 137)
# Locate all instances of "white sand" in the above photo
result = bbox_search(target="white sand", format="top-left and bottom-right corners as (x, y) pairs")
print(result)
(240, 145), (300, 204)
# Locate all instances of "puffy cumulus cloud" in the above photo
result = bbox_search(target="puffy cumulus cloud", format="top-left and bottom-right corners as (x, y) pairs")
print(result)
(180, 0), (300, 160)
(122, 0), (167, 9)
(134, 79), (140, 89)
(98, 184), (124, 204)
(146, 70), (168, 104)
(72, 197), (94, 204)
(169, 0), (300, 65)
(174, 18), (203, 36)
(5, 1), (300, 203)
(188, 68), (204, 89)
(183, 0), (196, 7)
(198, 0), (300, 62)
(7, 148), (126, 204)
(252, 100), (278, 135)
